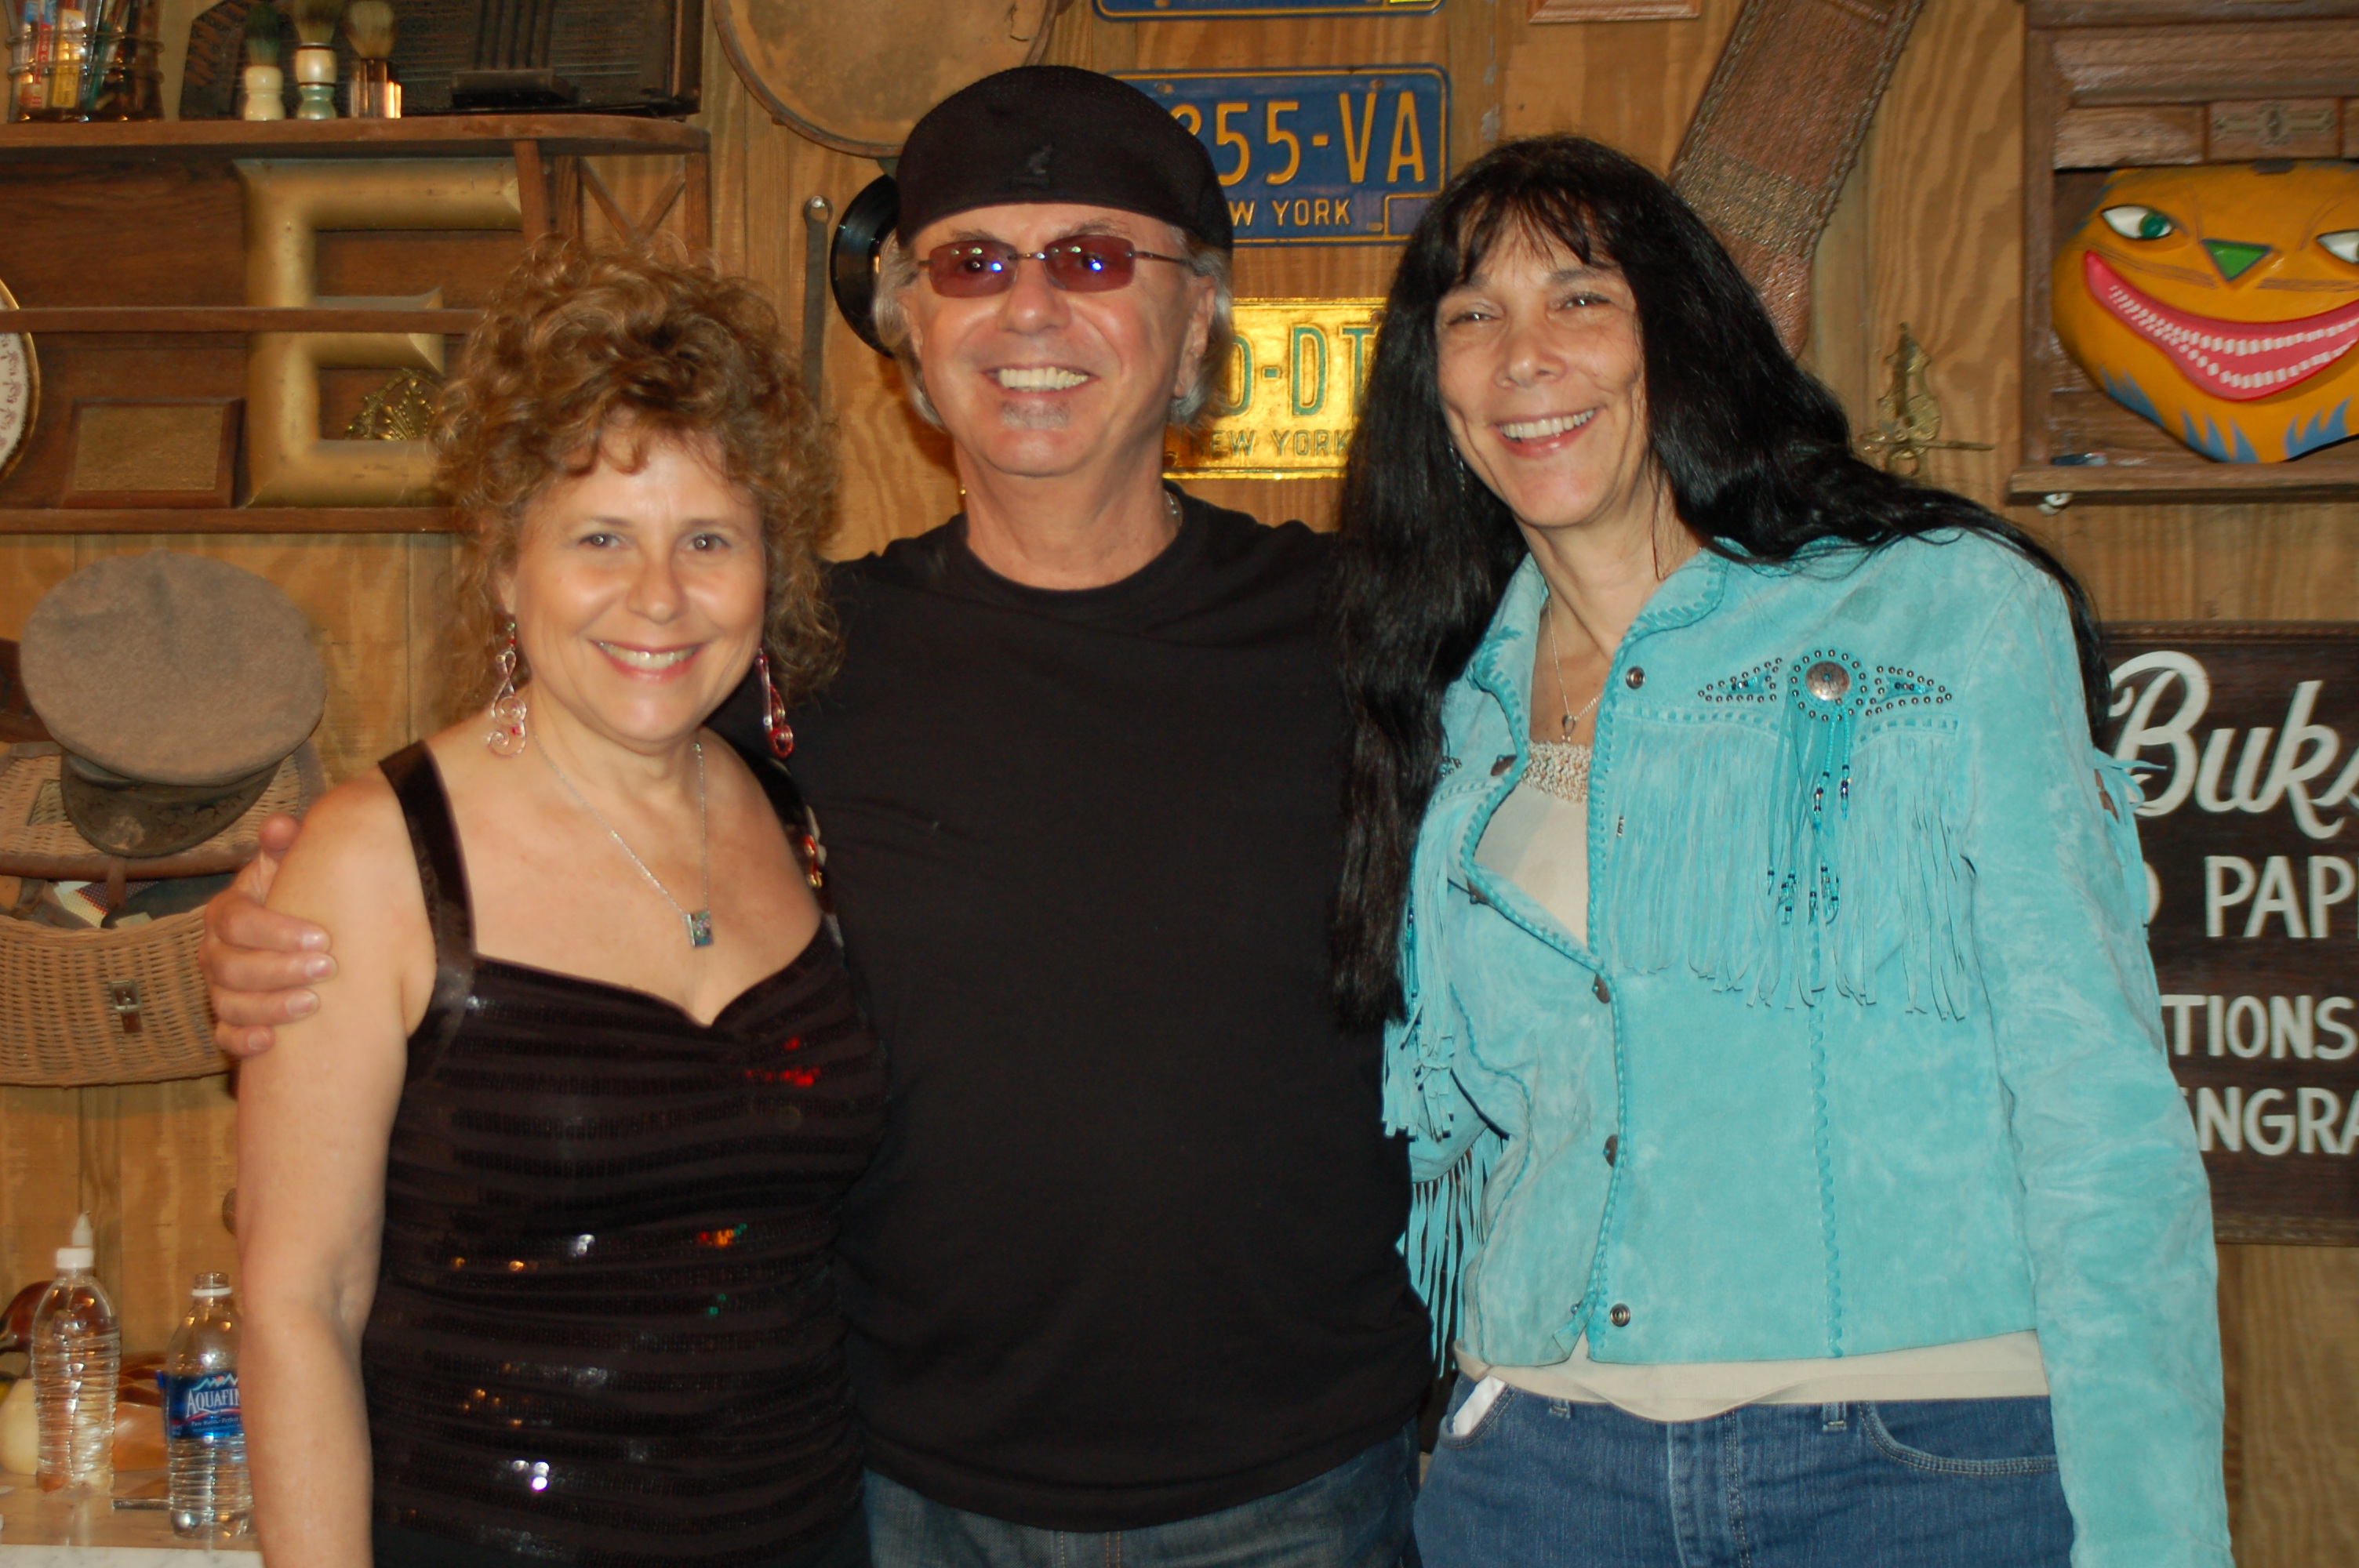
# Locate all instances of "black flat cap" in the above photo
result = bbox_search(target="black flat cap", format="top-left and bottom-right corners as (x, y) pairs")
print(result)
(896, 65), (1231, 252)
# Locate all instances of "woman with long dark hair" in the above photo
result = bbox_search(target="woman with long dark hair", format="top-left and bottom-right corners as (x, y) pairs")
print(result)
(1332, 136), (2228, 1566)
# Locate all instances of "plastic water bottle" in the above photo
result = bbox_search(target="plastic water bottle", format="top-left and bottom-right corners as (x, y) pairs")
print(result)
(33, 1212), (118, 1494)
(161, 1273), (249, 1537)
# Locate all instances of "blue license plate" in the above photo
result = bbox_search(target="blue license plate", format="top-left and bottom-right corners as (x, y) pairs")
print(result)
(1100, 1), (1438, 15)
(1117, 69), (1448, 245)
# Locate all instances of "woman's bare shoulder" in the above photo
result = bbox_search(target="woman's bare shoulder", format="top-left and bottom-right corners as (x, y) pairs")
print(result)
(261, 761), (434, 1040)
(271, 767), (416, 924)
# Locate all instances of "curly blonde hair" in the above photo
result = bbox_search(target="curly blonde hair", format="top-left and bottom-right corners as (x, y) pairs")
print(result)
(436, 236), (838, 717)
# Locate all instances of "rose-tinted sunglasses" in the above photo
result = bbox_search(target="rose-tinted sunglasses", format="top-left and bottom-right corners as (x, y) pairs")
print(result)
(923, 234), (1190, 297)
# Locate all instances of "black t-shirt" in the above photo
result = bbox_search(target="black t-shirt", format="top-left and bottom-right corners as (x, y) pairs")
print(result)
(717, 495), (1430, 1530)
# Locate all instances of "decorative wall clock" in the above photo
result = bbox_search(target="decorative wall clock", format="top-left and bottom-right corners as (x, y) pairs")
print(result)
(0, 274), (37, 488)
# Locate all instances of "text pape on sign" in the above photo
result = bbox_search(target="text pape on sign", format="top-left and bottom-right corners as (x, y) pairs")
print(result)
(1165, 299), (1384, 478)
(2104, 625), (2359, 1243)
(1117, 70), (1448, 246)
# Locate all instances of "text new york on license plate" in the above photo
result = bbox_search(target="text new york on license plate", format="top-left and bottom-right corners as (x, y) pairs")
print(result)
(1117, 70), (1448, 245)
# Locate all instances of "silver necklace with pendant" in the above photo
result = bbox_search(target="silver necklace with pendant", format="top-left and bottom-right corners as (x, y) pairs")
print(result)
(1532, 594), (1602, 803)
(540, 739), (714, 947)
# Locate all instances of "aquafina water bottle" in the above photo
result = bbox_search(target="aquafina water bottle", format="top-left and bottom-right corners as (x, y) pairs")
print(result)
(159, 1273), (249, 1536)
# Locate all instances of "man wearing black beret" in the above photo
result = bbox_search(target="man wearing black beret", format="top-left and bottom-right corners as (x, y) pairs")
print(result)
(203, 64), (1432, 1565)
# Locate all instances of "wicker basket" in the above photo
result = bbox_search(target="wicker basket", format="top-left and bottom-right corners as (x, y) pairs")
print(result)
(0, 741), (324, 1087)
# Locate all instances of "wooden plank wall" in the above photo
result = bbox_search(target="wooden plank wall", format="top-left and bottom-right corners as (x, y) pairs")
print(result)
(4, 0), (2353, 1557)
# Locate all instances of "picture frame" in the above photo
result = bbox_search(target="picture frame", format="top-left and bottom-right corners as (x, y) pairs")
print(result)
(59, 398), (242, 510)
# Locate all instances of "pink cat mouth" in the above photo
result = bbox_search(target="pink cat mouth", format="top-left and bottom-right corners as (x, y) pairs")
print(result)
(2085, 251), (2359, 402)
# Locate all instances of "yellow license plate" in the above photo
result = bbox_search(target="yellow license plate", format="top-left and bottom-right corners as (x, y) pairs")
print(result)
(1167, 298), (1386, 478)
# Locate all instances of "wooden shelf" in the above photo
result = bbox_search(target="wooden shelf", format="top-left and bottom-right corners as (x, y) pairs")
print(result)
(0, 307), (482, 333)
(0, 506), (453, 533)
(0, 114), (708, 531)
(2008, 463), (2359, 505)
(0, 114), (705, 162)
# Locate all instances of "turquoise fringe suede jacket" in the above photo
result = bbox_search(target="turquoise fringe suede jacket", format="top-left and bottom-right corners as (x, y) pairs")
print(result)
(1390, 532), (2230, 1566)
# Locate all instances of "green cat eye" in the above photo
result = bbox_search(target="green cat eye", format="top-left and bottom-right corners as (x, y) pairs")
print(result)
(2100, 205), (2175, 241)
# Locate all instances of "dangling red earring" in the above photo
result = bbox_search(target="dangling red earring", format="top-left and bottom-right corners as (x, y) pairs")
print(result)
(758, 649), (794, 760)
(485, 621), (529, 757)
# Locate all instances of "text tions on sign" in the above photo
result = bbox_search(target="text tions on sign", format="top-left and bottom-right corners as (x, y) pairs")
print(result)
(1117, 70), (1447, 245)
(1165, 299), (1382, 479)
(2105, 626), (2359, 1243)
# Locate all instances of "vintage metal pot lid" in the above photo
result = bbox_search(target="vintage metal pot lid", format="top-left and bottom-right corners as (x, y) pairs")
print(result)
(0, 274), (36, 489)
(713, 0), (1070, 158)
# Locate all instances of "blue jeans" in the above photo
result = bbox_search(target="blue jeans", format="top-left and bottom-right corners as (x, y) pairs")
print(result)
(863, 1423), (1420, 1567)
(1416, 1383), (2072, 1568)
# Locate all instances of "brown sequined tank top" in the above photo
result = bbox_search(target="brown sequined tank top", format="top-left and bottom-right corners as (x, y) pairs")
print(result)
(362, 742), (885, 1566)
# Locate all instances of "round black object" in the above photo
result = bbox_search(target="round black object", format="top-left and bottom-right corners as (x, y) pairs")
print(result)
(831, 175), (900, 358)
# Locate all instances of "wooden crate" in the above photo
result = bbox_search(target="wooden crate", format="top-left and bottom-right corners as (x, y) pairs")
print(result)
(2016, 0), (2359, 505)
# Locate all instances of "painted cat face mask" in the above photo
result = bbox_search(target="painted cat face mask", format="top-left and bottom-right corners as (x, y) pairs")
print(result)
(2052, 160), (2359, 463)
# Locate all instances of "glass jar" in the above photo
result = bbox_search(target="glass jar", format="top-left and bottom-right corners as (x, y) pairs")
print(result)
(79, 29), (158, 118)
(8, 16), (90, 122)
(7, 0), (160, 123)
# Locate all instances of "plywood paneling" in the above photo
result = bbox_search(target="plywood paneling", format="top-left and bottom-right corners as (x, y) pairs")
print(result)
(0, 1087), (81, 1327)
(2219, 1246), (2359, 1566)
(105, 1074), (238, 1353)
(1858, 0), (2023, 514)
(1499, 0), (1741, 170)
(0, 542), (78, 637)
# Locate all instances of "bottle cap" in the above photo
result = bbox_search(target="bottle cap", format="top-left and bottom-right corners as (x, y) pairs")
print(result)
(54, 1211), (94, 1270)
(193, 1271), (231, 1298)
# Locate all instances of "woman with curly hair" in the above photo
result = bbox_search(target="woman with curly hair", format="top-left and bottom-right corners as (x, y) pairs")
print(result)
(1330, 137), (2227, 1566)
(236, 238), (882, 1568)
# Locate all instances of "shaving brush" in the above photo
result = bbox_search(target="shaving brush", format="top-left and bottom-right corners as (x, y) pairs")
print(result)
(239, 0), (285, 120)
(343, 0), (395, 117)
(288, 0), (341, 118)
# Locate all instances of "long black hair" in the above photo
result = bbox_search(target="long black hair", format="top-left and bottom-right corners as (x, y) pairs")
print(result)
(1329, 134), (2106, 1029)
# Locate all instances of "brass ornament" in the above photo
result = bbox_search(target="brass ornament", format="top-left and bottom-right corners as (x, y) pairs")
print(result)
(1856, 323), (1990, 477)
(345, 368), (443, 442)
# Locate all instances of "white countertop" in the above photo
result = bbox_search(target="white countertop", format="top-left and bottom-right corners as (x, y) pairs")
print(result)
(0, 1475), (257, 1566)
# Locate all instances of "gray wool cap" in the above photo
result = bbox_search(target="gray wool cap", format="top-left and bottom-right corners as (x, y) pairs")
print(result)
(20, 551), (325, 789)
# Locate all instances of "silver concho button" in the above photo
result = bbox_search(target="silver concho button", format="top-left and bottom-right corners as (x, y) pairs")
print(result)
(1805, 661), (1851, 702)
